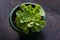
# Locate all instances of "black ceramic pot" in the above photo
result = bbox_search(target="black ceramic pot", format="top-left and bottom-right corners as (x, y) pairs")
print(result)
(9, 3), (46, 40)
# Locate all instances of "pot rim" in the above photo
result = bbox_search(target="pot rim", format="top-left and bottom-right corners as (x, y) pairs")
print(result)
(9, 2), (46, 33)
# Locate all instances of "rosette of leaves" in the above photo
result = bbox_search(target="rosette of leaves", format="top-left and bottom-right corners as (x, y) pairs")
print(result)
(16, 4), (46, 34)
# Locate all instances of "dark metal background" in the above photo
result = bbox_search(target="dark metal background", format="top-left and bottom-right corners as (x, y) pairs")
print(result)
(0, 0), (60, 40)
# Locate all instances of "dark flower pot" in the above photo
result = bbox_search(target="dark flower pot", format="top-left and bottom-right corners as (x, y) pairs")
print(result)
(9, 3), (46, 40)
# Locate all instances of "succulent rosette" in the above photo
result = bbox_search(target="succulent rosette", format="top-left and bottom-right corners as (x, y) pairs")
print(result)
(16, 4), (46, 34)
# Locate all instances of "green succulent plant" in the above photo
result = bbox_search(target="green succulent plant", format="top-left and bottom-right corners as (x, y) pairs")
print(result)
(16, 4), (46, 34)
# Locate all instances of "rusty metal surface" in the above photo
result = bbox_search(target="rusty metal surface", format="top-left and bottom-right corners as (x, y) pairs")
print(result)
(0, 0), (60, 40)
